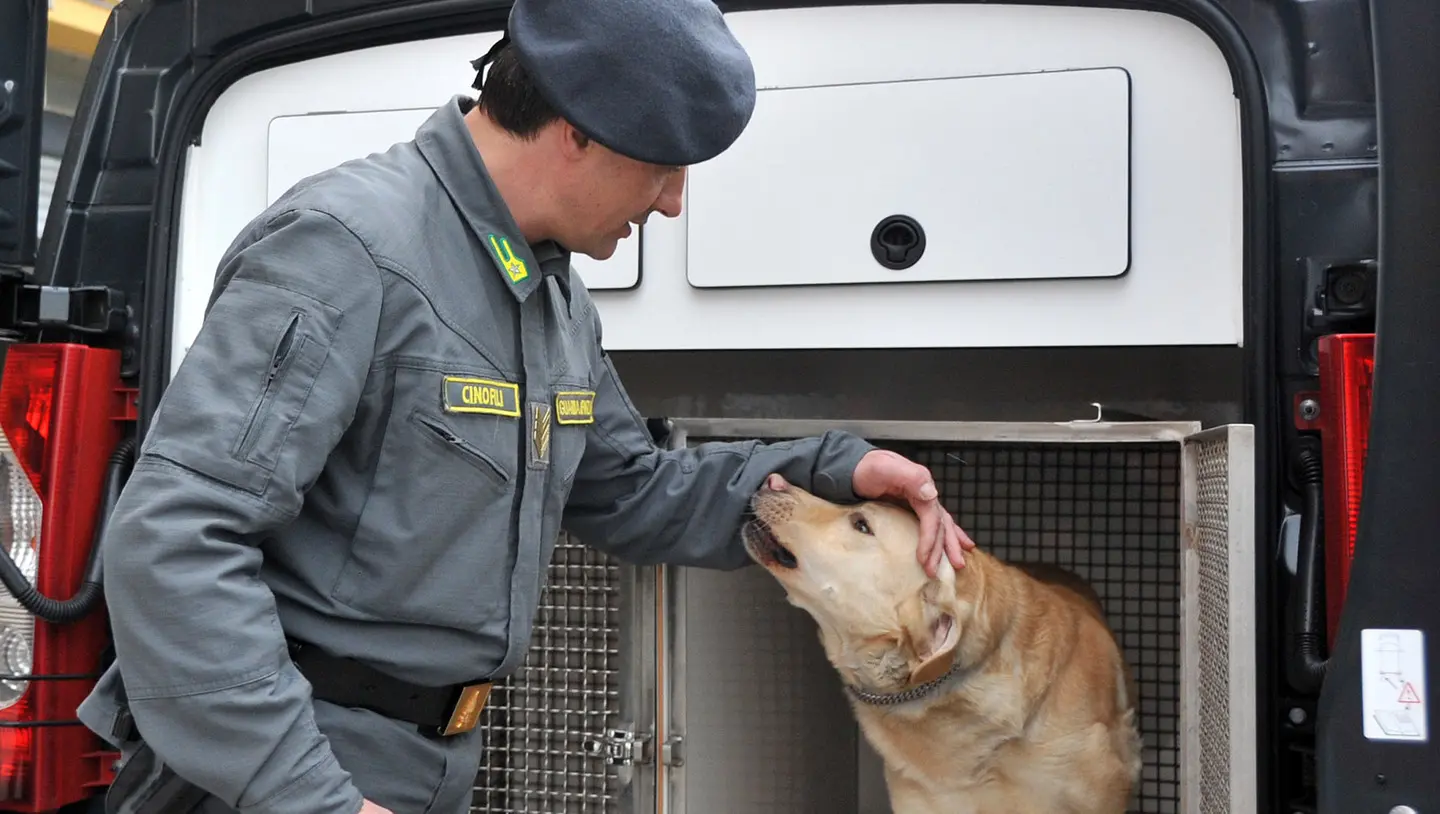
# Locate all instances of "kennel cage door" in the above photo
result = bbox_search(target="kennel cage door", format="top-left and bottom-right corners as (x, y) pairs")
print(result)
(1179, 424), (1258, 814)
(471, 532), (658, 814)
(656, 418), (1257, 814)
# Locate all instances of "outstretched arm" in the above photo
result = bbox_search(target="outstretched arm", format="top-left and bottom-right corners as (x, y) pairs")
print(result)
(562, 345), (972, 574)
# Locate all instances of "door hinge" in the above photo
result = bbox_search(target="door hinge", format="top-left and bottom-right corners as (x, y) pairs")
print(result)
(661, 734), (684, 767)
(583, 729), (653, 766)
(0, 277), (136, 372)
(0, 282), (130, 338)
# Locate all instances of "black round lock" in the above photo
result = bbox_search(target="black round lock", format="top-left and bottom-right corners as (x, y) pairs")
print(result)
(870, 215), (926, 270)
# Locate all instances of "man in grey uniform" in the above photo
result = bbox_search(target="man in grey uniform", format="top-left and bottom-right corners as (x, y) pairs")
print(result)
(78, 1), (972, 812)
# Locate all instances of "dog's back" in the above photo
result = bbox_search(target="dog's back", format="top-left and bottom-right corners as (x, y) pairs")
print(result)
(1010, 560), (1106, 614)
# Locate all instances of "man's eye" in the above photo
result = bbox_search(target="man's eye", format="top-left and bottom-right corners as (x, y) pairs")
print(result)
(852, 514), (872, 535)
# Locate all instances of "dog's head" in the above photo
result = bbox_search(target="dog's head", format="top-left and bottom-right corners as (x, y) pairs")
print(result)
(742, 475), (975, 696)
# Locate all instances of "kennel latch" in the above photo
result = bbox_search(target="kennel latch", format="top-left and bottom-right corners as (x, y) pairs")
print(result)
(583, 728), (652, 766)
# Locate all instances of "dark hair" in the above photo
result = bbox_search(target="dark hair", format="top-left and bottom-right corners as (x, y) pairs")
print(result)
(478, 45), (562, 138)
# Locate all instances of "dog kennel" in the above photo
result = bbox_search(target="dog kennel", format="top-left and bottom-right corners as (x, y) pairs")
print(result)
(468, 418), (1257, 814)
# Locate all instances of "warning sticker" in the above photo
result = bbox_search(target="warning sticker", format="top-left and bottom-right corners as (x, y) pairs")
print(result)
(1361, 628), (1429, 742)
(1398, 683), (1422, 705)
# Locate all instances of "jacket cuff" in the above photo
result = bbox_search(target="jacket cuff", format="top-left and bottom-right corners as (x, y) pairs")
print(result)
(812, 430), (876, 503)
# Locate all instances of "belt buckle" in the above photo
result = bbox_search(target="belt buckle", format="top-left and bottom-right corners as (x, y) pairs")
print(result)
(438, 682), (493, 737)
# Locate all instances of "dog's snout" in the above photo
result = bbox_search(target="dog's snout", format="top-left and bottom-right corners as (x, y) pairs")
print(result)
(750, 488), (797, 527)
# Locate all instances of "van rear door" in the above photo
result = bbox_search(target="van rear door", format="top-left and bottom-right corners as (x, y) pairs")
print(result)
(1315, 1), (1440, 810)
(0, 0), (46, 273)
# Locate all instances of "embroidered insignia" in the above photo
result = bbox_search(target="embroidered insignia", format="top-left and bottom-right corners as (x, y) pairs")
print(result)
(554, 390), (597, 425)
(487, 233), (529, 284)
(442, 376), (520, 417)
(529, 402), (552, 468)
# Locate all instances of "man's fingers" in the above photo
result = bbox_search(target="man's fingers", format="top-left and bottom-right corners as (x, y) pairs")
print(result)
(935, 507), (965, 569)
(916, 508), (941, 575)
(888, 457), (977, 575)
(944, 520), (966, 569)
(934, 518), (948, 569)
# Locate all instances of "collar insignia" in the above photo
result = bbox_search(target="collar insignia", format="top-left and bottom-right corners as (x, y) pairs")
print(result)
(487, 233), (529, 284)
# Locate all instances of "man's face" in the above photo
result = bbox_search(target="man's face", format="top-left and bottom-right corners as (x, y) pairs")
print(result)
(555, 128), (687, 260)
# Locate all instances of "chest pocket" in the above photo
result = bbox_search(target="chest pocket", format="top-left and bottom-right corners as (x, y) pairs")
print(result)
(332, 360), (523, 629)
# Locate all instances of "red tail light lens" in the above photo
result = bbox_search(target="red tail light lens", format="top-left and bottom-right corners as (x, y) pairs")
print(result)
(0, 347), (59, 804)
(1315, 333), (1375, 648)
(0, 343), (122, 812)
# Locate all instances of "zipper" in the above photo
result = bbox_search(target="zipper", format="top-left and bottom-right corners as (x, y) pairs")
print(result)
(411, 411), (511, 487)
(235, 312), (304, 459)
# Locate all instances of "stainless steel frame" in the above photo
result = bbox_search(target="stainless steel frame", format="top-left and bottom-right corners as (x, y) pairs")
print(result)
(668, 417), (1205, 445)
(615, 559), (660, 814)
(1180, 425), (1259, 814)
(656, 417), (1257, 814)
(656, 422), (690, 814)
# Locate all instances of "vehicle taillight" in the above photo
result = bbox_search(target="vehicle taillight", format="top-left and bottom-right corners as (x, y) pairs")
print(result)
(0, 343), (124, 812)
(1315, 333), (1375, 649)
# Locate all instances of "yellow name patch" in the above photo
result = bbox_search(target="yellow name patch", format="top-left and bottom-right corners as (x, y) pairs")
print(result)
(554, 390), (596, 425)
(443, 377), (521, 417)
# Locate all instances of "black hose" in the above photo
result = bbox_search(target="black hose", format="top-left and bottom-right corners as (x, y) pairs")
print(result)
(0, 436), (135, 623)
(1286, 445), (1329, 694)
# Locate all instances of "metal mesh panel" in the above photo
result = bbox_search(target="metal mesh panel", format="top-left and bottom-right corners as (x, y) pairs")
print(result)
(471, 533), (624, 813)
(1190, 434), (1235, 814)
(888, 440), (1183, 814)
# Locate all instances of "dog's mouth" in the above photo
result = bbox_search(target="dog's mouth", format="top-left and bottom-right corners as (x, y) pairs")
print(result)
(742, 518), (798, 570)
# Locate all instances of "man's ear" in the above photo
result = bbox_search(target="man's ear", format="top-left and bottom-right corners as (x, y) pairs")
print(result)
(556, 120), (592, 160)
(898, 580), (960, 686)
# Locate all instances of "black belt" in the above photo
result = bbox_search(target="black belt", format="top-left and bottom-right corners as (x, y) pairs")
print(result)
(286, 639), (493, 737)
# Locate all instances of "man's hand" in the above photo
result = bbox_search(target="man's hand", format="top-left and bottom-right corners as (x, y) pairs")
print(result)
(850, 449), (975, 577)
(360, 801), (394, 814)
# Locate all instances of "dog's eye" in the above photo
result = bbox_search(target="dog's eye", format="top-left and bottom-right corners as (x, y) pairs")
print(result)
(851, 513), (873, 535)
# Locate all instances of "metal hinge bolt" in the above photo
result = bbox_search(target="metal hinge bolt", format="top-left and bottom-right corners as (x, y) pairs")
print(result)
(583, 729), (651, 766)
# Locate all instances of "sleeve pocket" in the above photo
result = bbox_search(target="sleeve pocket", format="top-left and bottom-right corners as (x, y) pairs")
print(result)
(147, 278), (343, 498)
(231, 309), (328, 473)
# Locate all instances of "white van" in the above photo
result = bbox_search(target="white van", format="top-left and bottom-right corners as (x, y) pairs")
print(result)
(0, 1), (1436, 812)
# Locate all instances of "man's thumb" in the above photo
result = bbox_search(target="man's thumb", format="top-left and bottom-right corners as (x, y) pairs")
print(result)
(915, 473), (938, 501)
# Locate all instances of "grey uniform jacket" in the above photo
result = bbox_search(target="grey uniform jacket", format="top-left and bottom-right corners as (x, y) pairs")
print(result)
(76, 95), (875, 813)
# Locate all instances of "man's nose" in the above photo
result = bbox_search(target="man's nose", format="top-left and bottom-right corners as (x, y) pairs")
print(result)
(654, 168), (687, 218)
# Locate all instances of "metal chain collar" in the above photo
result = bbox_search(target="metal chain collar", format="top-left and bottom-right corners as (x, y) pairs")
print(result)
(844, 655), (970, 707)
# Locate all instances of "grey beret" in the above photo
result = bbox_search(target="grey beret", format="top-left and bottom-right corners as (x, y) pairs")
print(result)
(483, 0), (758, 167)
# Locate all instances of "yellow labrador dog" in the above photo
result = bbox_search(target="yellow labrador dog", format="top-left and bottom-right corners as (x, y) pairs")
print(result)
(742, 475), (1142, 814)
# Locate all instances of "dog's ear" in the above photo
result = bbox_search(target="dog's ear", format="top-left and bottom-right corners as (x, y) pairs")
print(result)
(898, 580), (960, 686)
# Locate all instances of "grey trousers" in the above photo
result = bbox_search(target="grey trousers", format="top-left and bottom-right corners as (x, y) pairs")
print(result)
(120, 699), (484, 814)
